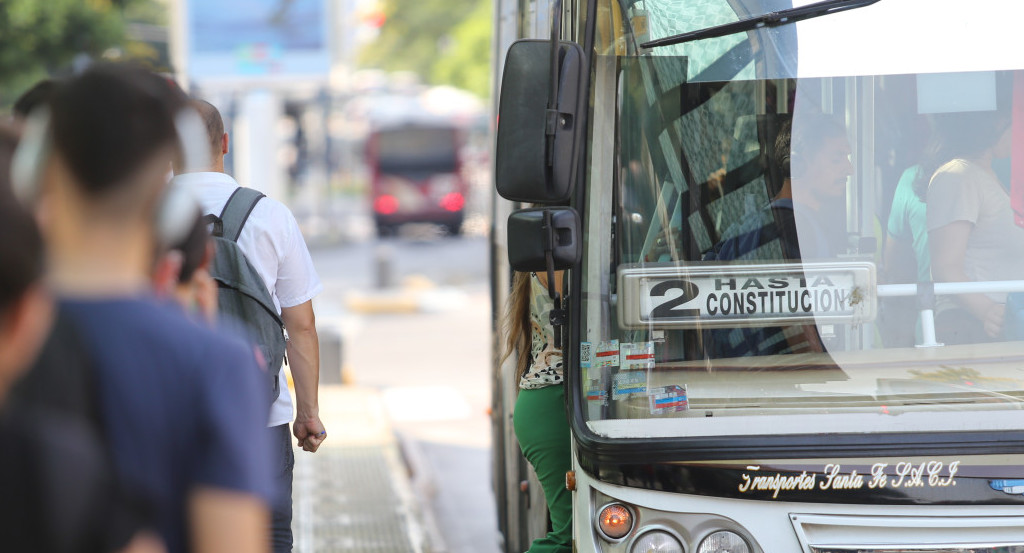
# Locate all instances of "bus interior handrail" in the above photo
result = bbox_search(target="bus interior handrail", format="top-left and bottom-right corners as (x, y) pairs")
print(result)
(878, 280), (1024, 297)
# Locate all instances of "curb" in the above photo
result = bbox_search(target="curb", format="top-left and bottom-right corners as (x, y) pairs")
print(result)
(346, 280), (469, 315)
(346, 291), (421, 314)
(396, 431), (450, 553)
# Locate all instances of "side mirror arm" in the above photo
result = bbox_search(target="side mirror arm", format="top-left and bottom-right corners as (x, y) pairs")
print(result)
(542, 210), (567, 348)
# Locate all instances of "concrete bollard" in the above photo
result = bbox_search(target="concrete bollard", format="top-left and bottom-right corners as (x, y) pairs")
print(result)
(317, 327), (344, 384)
(374, 243), (395, 290)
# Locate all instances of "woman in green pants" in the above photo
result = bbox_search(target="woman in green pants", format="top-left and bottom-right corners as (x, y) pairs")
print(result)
(503, 270), (571, 553)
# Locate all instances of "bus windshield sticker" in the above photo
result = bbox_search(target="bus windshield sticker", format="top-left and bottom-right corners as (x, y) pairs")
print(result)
(648, 385), (688, 415)
(618, 262), (876, 329)
(620, 342), (655, 370)
(629, 8), (650, 46)
(594, 340), (621, 369)
(990, 480), (1024, 495)
(586, 382), (609, 406)
(612, 371), (648, 400)
(580, 342), (593, 369)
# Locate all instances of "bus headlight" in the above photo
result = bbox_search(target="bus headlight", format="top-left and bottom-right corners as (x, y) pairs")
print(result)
(697, 530), (750, 553)
(630, 530), (684, 553)
(596, 503), (633, 540)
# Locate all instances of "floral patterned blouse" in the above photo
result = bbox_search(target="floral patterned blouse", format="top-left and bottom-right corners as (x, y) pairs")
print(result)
(519, 272), (564, 390)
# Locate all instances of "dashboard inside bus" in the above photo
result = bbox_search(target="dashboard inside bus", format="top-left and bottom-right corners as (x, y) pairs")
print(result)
(578, 0), (1024, 439)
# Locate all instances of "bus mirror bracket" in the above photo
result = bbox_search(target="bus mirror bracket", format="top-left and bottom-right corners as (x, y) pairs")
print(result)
(507, 207), (581, 273)
(508, 207), (580, 349)
(495, 39), (585, 203)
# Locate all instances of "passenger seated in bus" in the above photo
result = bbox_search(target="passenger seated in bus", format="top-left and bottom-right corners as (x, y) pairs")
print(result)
(919, 110), (1022, 344)
(704, 114), (853, 358)
(706, 115), (851, 262)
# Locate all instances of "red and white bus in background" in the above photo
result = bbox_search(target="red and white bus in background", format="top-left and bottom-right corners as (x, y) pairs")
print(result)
(367, 119), (468, 236)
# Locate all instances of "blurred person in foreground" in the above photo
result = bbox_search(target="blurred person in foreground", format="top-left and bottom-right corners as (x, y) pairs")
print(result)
(11, 64), (273, 553)
(12, 79), (60, 122)
(0, 123), (162, 553)
(172, 99), (324, 553)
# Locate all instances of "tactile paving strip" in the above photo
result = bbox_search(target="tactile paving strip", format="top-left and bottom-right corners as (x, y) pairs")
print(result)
(293, 444), (420, 553)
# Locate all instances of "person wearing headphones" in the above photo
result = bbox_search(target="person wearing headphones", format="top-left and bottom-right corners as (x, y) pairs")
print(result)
(0, 122), (165, 553)
(12, 64), (274, 553)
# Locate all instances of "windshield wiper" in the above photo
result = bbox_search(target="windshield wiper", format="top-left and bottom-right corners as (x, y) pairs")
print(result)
(640, 0), (881, 50)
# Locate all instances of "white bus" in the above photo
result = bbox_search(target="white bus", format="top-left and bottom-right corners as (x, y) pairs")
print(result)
(491, 1), (1024, 552)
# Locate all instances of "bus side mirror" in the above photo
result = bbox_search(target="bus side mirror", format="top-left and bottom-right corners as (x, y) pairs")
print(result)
(495, 39), (585, 203)
(507, 208), (582, 272)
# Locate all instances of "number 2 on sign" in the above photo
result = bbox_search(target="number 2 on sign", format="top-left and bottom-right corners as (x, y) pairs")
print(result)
(649, 280), (700, 319)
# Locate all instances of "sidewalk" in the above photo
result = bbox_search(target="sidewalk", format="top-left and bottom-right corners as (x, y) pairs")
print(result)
(292, 385), (432, 553)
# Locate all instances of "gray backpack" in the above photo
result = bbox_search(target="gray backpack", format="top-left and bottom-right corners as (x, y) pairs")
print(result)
(206, 187), (286, 404)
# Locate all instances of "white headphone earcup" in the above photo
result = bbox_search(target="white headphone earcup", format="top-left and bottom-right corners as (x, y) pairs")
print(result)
(174, 107), (210, 173)
(154, 105), (209, 248)
(11, 107), (52, 206)
(155, 183), (200, 248)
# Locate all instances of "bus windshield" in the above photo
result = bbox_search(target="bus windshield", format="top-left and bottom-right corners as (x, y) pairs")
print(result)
(579, 0), (1024, 441)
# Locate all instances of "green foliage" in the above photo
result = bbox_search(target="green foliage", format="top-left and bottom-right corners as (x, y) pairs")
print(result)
(0, 0), (164, 109)
(0, 0), (122, 81)
(431, 0), (491, 99)
(123, 0), (168, 26)
(359, 0), (492, 99)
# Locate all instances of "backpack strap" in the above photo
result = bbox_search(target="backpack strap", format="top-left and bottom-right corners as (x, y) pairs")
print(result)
(203, 213), (223, 238)
(218, 187), (265, 243)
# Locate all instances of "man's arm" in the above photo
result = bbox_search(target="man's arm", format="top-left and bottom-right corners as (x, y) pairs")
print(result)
(189, 488), (269, 553)
(930, 221), (1004, 337)
(281, 300), (325, 451)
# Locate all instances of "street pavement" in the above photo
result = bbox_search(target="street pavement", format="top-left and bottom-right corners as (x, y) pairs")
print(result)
(292, 385), (427, 552)
(292, 230), (501, 553)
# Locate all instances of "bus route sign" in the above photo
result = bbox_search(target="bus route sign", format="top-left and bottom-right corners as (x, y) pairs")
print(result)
(617, 262), (876, 329)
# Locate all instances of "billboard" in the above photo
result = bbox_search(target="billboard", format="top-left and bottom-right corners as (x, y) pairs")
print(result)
(185, 0), (331, 83)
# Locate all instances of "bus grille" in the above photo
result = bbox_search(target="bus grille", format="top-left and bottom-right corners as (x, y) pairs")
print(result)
(791, 513), (1024, 553)
(810, 547), (1024, 553)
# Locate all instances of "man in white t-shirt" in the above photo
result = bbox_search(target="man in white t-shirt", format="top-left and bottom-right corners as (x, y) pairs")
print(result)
(173, 99), (326, 553)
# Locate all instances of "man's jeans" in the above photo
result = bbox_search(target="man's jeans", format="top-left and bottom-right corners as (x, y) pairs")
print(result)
(270, 423), (294, 553)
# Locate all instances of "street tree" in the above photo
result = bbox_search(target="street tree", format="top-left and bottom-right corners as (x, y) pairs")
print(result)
(0, 0), (165, 109)
(359, 0), (491, 99)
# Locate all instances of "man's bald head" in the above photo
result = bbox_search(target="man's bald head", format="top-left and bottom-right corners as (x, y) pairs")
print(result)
(190, 99), (226, 167)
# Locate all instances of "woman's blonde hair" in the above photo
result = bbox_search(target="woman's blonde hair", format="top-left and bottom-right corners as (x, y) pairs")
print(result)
(500, 270), (533, 383)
